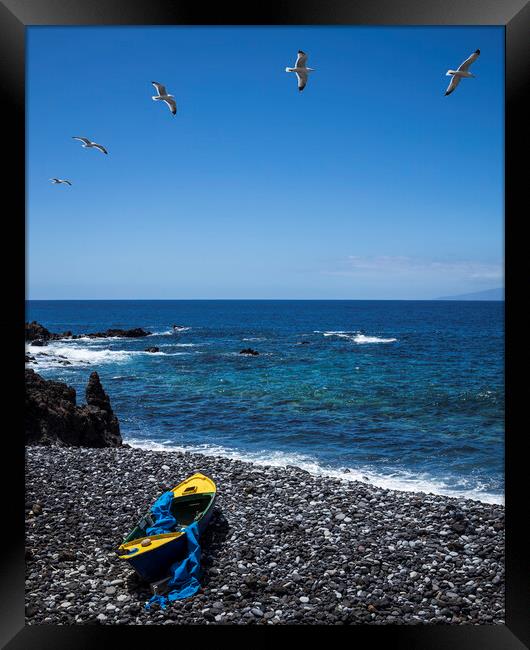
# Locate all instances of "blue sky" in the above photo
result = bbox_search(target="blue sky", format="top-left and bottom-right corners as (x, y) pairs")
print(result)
(27, 26), (504, 299)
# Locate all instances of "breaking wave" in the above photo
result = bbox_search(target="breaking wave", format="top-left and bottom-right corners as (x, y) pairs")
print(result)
(149, 326), (192, 336)
(126, 439), (503, 505)
(25, 342), (191, 369)
(315, 331), (397, 344)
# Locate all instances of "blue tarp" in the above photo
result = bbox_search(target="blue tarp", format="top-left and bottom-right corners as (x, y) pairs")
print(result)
(143, 491), (202, 609)
(146, 522), (202, 609)
(145, 491), (177, 536)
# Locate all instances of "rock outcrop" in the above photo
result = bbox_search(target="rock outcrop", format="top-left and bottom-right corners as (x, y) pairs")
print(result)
(25, 321), (52, 341)
(25, 321), (72, 341)
(144, 346), (159, 353)
(25, 321), (151, 342)
(84, 328), (151, 339)
(239, 348), (259, 356)
(25, 369), (122, 447)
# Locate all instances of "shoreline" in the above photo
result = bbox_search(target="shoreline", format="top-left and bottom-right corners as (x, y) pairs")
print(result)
(125, 439), (504, 506)
(25, 445), (505, 625)
(25, 318), (504, 509)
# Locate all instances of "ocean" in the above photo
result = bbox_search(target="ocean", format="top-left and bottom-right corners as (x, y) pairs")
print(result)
(25, 300), (504, 504)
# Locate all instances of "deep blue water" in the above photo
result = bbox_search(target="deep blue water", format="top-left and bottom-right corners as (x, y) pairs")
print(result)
(26, 300), (504, 503)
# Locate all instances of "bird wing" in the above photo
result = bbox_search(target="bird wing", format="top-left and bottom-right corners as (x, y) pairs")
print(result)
(445, 75), (461, 96)
(296, 71), (308, 91)
(49, 178), (58, 183)
(64, 180), (72, 185)
(93, 143), (108, 154)
(457, 50), (480, 72)
(295, 51), (307, 68)
(163, 98), (177, 115)
(73, 136), (91, 145)
(152, 81), (167, 96)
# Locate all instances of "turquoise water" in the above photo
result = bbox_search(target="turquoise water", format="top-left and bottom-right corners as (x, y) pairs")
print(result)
(26, 300), (504, 503)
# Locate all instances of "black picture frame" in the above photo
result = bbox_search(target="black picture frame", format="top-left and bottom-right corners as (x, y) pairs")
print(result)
(3, 0), (528, 647)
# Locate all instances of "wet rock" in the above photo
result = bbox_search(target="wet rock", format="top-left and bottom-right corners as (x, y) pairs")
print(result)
(239, 348), (259, 356)
(25, 321), (53, 341)
(86, 328), (151, 339)
(25, 321), (73, 342)
(25, 320), (151, 341)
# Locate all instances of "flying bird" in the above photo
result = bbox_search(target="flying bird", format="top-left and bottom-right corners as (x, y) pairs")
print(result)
(151, 81), (177, 115)
(72, 137), (108, 154)
(49, 178), (72, 185)
(445, 49), (480, 96)
(285, 50), (315, 92)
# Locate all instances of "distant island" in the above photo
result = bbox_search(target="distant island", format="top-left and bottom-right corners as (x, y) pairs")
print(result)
(437, 288), (504, 301)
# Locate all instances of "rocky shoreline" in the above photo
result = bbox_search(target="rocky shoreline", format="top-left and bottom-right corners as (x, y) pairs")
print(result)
(25, 445), (505, 625)
(25, 369), (122, 448)
(25, 320), (152, 345)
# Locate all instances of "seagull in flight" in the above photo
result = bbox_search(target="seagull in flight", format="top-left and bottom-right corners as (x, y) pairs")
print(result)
(151, 82), (177, 115)
(72, 137), (108, 154)
(49, 178), (72, 185)
(445, 49), (480, 96)
(285, 50), (315, 92)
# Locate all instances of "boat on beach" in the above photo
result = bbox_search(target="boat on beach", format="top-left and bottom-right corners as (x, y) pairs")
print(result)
(118, 472), (216, 582)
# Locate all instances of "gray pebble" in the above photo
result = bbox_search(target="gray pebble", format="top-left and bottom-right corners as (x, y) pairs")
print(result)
(24, 446), (505, 626)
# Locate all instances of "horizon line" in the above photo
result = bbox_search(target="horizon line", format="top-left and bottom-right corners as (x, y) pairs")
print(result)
(25, 297), (505, 302)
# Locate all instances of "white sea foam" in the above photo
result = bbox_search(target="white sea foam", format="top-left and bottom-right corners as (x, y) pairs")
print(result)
(242, 337), (267, 341)
(352, 334), (397, 344)
(126, 439), (503, 505)
(315, 330), (397, 344)
(148, 326), (192, 336)
(56, 335), (115, 343)
(25, 342), (191, 369)
(26, 343), (133, 369)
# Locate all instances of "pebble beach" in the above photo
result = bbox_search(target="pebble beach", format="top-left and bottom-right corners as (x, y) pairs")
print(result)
(25, 446), (505, 625)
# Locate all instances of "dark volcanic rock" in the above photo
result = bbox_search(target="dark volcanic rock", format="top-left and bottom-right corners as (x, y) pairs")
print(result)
(25, 321), (53, 341)
(25, 369), (122, 448)
(25, 321), (151, 342)
(30, 339), (48, 347)
(240, 348), (259, 356)
(86, 328), (151, 339)
(25, 321), (72, 342)
(85, 371), (113, 412)
(144, 346), (160, 353)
